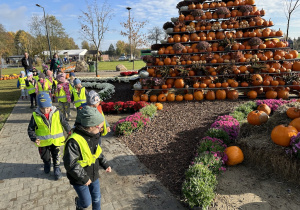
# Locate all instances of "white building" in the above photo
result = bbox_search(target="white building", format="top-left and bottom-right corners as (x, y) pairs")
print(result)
(41, 49), (88, 61)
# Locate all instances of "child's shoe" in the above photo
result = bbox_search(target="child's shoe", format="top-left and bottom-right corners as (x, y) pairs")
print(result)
(30, 104), (34, 109)
(54, 167), (62, 180)
(44, 161), (51, 174)
(21, 96), (24, 100)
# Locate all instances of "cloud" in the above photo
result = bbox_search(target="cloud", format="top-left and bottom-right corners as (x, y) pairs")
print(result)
(61, 4), (74, 12)
(0, 4), (28, 32)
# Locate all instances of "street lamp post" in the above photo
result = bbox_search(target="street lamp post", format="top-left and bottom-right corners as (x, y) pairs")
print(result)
(36, 4), (52, 59)
(126, 7), (134, 70)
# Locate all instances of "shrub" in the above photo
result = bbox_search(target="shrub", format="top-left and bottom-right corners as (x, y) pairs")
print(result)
(211, 115), (240, 141)
(286, 132), (300, 159)
(205, 128), (230, 145)
(140, 104), (157, 118)
(197, 136), (227, 154)
(182, 164), (217, 209)
(113, 101), (124, 113)
(114, 121), (135, 136)
(123, 101), (136, 113)
(194, 152), (225, 175)
(134, 101), (149, 111)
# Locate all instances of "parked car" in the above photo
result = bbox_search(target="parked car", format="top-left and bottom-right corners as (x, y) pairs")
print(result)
(118, 56), (128, 61)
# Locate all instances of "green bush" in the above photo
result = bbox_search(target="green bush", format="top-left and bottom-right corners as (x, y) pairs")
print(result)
(114, 121), (134, 136)
(194, 152), (224, 175)
(230, 101), (256, 122)
(140, 104), (157, 118)
(197, 136), (227, 154)
(204, 128), (230, 145)
(182, 164), (217, 209)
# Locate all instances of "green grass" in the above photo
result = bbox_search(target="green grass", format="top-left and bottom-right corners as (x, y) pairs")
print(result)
(0, 67), (44, 76)
(97, 60), (145, 71)
(0, 78), (21, 131)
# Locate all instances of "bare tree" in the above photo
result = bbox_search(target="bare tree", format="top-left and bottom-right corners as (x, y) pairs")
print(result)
(284, 0), (300, 40)
(147, 26), (164, 44)
(79, 0), (113, 76)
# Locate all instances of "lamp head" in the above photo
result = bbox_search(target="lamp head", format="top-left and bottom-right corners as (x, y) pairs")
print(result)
(36, 4), (42, 7)
(126, 7), (131, 10)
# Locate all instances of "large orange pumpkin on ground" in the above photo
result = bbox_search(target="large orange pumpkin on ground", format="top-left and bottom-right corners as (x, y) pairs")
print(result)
(289, 118), (300, 132)
(247, 110), (269, 125)
(257, 104), (271, 115)
(225, 146), (244, 166)
(286, 107), (300, 119)
(271, 125), (298, 147)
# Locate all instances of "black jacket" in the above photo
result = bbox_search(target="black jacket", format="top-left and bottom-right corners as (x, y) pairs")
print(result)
(50, 58), (63, 71)
(21, 57), (34, 70)
(63, 125), (110, 185)
(27, 106), (71, 142)
(25, 78), (37, 89)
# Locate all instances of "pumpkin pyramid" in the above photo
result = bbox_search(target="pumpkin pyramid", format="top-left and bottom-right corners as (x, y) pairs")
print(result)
(134, 0), (300, 102)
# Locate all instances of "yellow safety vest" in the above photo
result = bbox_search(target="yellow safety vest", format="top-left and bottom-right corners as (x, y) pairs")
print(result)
(32, 111), (65, 147)
(37, 80), (50, 94)
(73, 87), (87, 108)
(18, 77), (27, 89)
(64, 132), (102, 168)
(56, 84), (72, 102)
(33, 75), (39, 81)
(26, 80), (36, 94)
(101, 112), (108, 136)
(46, 77), (58, 88)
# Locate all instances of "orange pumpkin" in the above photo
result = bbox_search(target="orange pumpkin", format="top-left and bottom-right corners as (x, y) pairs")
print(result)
(174, 79), (185, 88)
(289, 118), (300, 132)
(225, 146), (244, 166)
(277, 90), (289, 99)
(140, 94), (149, 102)
(257, 104), (271, 115)
(166, 93), (175, 102)
(184, 93), (194, 101)
(157, 94), (167, 102)
(286, 107), (300, 119)
(215, 89), (226, 100)
(227, 90), (239, 100)
(175, 94), (184, 101)
(247, 90), (257, 99)
(133, 95), (141, 102)
(292, 61), (300, 71)
(155, 103), (163, 110)
(247, 110), (269, 125)
(206, 90), (215, 100)
(193, 91), (204, 101)
(271, 125), (298, 147)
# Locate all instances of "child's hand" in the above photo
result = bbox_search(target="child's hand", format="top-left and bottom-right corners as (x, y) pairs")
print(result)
(107, 127), (111, 132)
(85, 179), (92, 186)
(106, 166), (112, 173)
(35, 139), (40, 145)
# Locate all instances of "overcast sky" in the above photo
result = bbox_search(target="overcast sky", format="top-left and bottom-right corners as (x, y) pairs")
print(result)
(0, 0), (300, 51)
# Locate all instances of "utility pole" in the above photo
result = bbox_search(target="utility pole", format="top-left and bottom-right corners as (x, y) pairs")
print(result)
(36, 4), (52, 59)
(126, 7), (134, 70)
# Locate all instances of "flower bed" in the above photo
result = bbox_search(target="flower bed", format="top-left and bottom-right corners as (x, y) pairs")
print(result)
(182, 99), (300, 209)
(79, 75), (139, 83)
(101, 101), (149, 114)
(120, 71), (138, 76)
(113, 104), (157, 136)
(82, 82), (115, 100)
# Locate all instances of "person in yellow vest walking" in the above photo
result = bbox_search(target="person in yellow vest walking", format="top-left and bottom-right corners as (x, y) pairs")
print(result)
(25, 72), (37, 108)
(46, 70), (58, 102)
(63, 106), (111, 210)
(56, 73), (73, 121)
(27, 92), (71, 180)
(35, 73), (51, 96)
(71, 79), (88, 109)
(32, 68), (39, 82)
(17, 71), (28, 100)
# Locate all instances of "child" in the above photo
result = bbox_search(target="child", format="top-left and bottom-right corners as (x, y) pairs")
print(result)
(28, 92), (71, 180)
(71, 78), (88, 109)
(25, 72), (37, 108)
(17, 71), (28, 100)
(46, 70), (58, 102)
(56, 73), (72, 121)
(63, 106), (111, 210)
(36, 73), (52, 96)
(68, 72), (76, 88)
(32, 69), (39, 82)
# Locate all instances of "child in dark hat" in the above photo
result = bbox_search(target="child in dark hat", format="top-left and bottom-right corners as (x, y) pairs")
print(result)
(71, 78), (88, 109)
(68, 72), (76, 88)
(36, 73), (52, 96)
(27, 92), (71, 180)
(63, 106), (111, 210)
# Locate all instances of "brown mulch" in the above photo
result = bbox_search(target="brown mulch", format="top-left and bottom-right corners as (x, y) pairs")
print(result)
(117, 100), (251, 199)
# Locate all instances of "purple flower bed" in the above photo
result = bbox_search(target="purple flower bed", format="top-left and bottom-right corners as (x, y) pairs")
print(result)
(286, 132), (300, 159)
(210, 115), (240, 141)
(256, 99), (297, 111)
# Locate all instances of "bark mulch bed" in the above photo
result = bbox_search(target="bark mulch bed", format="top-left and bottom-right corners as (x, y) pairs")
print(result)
(118, 100), (251, 200)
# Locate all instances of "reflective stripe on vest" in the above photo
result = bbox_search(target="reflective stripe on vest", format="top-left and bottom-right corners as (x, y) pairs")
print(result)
(64, 132), (102, 168)
(27, 84), (36, 95)
(73, 87), (87, 108)
(38, 81), (50, 94)
(32, 111), (65, 147)
(101, 112), (108, 136)
(18, 77), (27, 89)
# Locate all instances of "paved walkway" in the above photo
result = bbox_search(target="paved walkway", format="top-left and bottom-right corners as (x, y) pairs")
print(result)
(0, 99), (186, 210)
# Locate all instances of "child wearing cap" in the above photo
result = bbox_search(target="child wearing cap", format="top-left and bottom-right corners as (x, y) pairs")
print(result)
(68, 72), (76, 88)
(63, 106), (112, 210)
(71, 78), (88, 109)
(32, 69), (39, 81)
(36, 73), (52, 96)
(45, 70), (58, 101)
(27, 92), (71, 180)
(25, 72), (37, 108)
(56, 73), (73, 121)
(17, 71), (28, 100)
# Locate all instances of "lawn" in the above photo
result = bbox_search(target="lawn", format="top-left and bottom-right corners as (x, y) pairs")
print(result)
(0, 77), (21, 131)
(97, 60), (145, 71)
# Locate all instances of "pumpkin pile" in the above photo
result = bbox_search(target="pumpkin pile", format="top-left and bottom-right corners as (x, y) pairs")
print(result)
(0, 74), (20, 81)
(133, 0), (300, 101)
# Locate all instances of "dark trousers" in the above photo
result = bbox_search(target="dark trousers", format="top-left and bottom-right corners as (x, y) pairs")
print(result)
(30, 93), (37, 106)
(38, 144), (61, 167)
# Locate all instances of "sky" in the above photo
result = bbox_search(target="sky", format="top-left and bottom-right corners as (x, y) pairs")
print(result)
(0, 0), (300, 51)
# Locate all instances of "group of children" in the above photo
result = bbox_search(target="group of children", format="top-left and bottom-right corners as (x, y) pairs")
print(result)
(26, 70), (111, 210)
